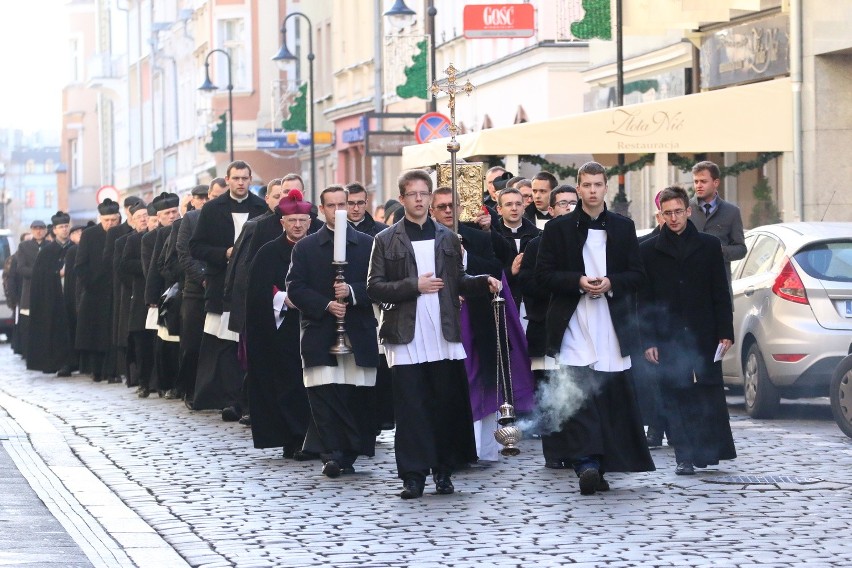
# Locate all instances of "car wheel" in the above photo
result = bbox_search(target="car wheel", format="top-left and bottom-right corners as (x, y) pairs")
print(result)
(830, 355), (852, 439)
(743, 343), (780, 418)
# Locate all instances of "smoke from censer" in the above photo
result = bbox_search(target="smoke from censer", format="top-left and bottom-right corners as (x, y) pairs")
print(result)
(516, 365), (603, 436)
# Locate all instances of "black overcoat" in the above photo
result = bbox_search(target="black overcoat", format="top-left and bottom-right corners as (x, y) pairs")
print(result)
(120, 230), (149, 332)
(535, 205), (645, 358)
(638, 220), (734, 387)
(113, 231), (133, 348)
(189, 192), (268, 314)
(75, 224), (112, 352)
(286, 225), (379, 369)
(26, 240), (73, 372)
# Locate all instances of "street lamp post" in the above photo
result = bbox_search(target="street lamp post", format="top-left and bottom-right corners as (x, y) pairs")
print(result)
(273, 13), (316, 202)
(384, 0), (437, 112)
(198, 48), (235, 162)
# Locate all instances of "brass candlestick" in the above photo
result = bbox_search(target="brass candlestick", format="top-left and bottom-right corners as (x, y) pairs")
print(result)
(329, 261), (352, 355)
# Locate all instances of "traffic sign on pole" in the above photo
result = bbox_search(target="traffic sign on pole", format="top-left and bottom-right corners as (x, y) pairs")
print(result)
(414, 112), (452, 144)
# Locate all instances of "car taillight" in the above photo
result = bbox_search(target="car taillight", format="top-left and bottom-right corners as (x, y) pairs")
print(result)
(772, 257), (808, 304)
(772, 353), (807, 362)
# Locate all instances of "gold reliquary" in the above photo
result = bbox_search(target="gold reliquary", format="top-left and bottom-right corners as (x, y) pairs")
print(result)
(437, 162), (484, 223)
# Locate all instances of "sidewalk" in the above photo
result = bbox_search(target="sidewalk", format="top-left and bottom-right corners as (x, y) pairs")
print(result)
(0, 388), (187, 568)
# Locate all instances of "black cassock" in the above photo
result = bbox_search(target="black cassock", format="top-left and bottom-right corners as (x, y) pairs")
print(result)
(245, 235), (311, 450)
(75, 225), (112, 358)
(26, 240), (73, 372)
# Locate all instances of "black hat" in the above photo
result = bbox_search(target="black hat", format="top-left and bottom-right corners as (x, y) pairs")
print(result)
(147, 204), (158, 216)
(129, 201), (147, 215)
(30, 219), (47, 229)
(152, 192), (180, 212)
(70, 225), (87, 234)
(97, 198), (120, 216)
(124, 195), (144, 208)
(51, 211), (71, 225)
(492, 171), (514, 191)
(191, 184), (209, 197)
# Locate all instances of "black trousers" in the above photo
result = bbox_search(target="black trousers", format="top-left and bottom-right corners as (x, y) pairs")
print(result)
(661, 382), (737, 466)
(153, 336), (180, 392)
(128, 330), (155, 390)
(303, 383), (376, 467)
(177, 295), (205, 397)
(391, 359), (477, 481)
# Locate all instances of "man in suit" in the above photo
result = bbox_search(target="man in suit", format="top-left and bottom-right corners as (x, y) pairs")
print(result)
(689, 160), (747, 286)
(286, 185), (379, 478)
(640, 185), (736, 475)
(536, 161), (654, 495)
(494, 187), (540, 311)
(189, 161), (268, 414)
(119, 202), (153, 395)
(368, 170), (501, 500)
(14, 219), (49, 360)
(345, 182), (387, 237)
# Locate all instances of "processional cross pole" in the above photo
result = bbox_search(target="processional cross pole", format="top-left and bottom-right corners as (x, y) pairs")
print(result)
(430, 64), (474, 234)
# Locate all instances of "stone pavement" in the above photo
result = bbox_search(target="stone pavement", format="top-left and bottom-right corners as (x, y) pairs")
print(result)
(1, 344), (852, 567)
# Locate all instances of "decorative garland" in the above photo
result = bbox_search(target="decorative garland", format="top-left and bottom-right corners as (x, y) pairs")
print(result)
(520, 152), (782, 180)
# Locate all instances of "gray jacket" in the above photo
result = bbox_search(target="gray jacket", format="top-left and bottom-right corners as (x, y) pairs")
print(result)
(690, 197), (747, 280)
(367, 218), (490, 345)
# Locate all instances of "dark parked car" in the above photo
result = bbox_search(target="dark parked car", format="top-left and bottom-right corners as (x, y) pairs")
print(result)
(721, 222), (852, 418)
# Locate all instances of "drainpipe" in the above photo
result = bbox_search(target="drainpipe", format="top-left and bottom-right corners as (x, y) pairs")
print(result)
(373, 0), (384, 203)
(790, 0), (803, 220)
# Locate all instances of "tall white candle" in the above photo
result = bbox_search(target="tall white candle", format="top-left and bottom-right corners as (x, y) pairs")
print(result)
(333, 209), (348, 262)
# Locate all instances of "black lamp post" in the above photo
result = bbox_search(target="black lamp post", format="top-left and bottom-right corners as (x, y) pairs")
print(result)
(384, 0), (436, 112)
(198, 48), (234, 162)
(273, 13), (316, 201)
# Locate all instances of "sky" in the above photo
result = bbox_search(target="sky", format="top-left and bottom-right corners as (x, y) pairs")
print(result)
(0, 1), (67, 132)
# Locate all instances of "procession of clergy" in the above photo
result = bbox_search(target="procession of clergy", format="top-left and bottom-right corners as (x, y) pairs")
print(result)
(7, 158), (738, 499)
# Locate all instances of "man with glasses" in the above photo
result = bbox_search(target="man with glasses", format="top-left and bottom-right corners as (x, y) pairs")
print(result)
(345, 182), (387, 237)
(536, 162), (654, 495)
(368, 170), (501, 499)
(519, 187), (577, 466)
(286, 185), (379, 478)
(639, 185), (736, 476)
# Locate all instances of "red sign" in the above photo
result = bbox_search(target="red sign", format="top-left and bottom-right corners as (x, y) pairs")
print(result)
(415, 112), (452, 144)
(463, 4), (535, 39)
(96, 185), (119, 204)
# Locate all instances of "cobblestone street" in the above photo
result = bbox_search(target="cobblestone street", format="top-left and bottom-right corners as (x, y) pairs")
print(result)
(2, 345), (852, 567)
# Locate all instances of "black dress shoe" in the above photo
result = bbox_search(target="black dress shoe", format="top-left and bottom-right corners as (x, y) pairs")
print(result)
(675, 462), (695, 475)
(596, 475), (611, 492)
(238, 414), (251, 426)
(341, 466), (356, 475)
(400, 477), (425, 500)
(435, 474), (454, 495)
(322, 460), (341, 478)
(545, 461), (566, 469)
(221, 406), (240, 421)
(163, 389), (178, 399)
(292, 450), (320, 461)
(579, 468), (600, 495)
(56, 367), (72, 377)
(137, 388), (151, 398)
(93, 375), (103, 383)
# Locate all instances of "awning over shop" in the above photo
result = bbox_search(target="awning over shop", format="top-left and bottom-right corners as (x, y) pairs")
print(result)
(401, 77), (793, 169)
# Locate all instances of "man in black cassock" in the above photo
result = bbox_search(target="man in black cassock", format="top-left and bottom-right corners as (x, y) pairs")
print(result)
(367, 170), (501, 499)
(27, 212), (74, 373)
(639, 185), (736, 475)
(177, 179), (226, 406)
(57, 224), (85, 376)
(75, 199), (122, 381)
(536, 161), (654, 496)
(104, 196), (144, 383)
(145, 192), (182, 397)
(120, 203), (153, 394)
(15, 219), (49, 360)
(189, 161), (267, 413)
(245, 190), (313, 457)
(286, 185), (379, 478)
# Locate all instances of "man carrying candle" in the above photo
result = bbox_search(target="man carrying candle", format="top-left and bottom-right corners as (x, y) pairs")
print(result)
(367, 169), (502, 500)
(286, 185), (379, 478)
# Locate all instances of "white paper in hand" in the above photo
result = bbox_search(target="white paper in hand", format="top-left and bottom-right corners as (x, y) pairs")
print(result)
(714, 343), (725, 363)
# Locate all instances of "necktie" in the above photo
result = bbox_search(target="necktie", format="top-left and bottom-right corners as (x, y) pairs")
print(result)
(704, 203), (711, 217)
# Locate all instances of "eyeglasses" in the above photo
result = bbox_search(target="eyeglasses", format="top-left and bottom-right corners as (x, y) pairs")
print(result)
(661, 209), (687, 218)
(347, 200), (367, 208)
(432, 203), (454, 211)
(403, 191), (431, 200)
(554, 200), (577, 208)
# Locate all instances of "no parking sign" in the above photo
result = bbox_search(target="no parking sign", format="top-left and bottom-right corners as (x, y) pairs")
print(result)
(414, 112), (452, 144)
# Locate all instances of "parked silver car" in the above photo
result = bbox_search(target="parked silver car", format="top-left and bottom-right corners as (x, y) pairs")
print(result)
(721, 222), (852, 418)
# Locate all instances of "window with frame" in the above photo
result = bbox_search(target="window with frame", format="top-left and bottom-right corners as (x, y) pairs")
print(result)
(219, 18), (247, 90)
(26, 191), (36, 208)
(44, 190), (54, 208)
